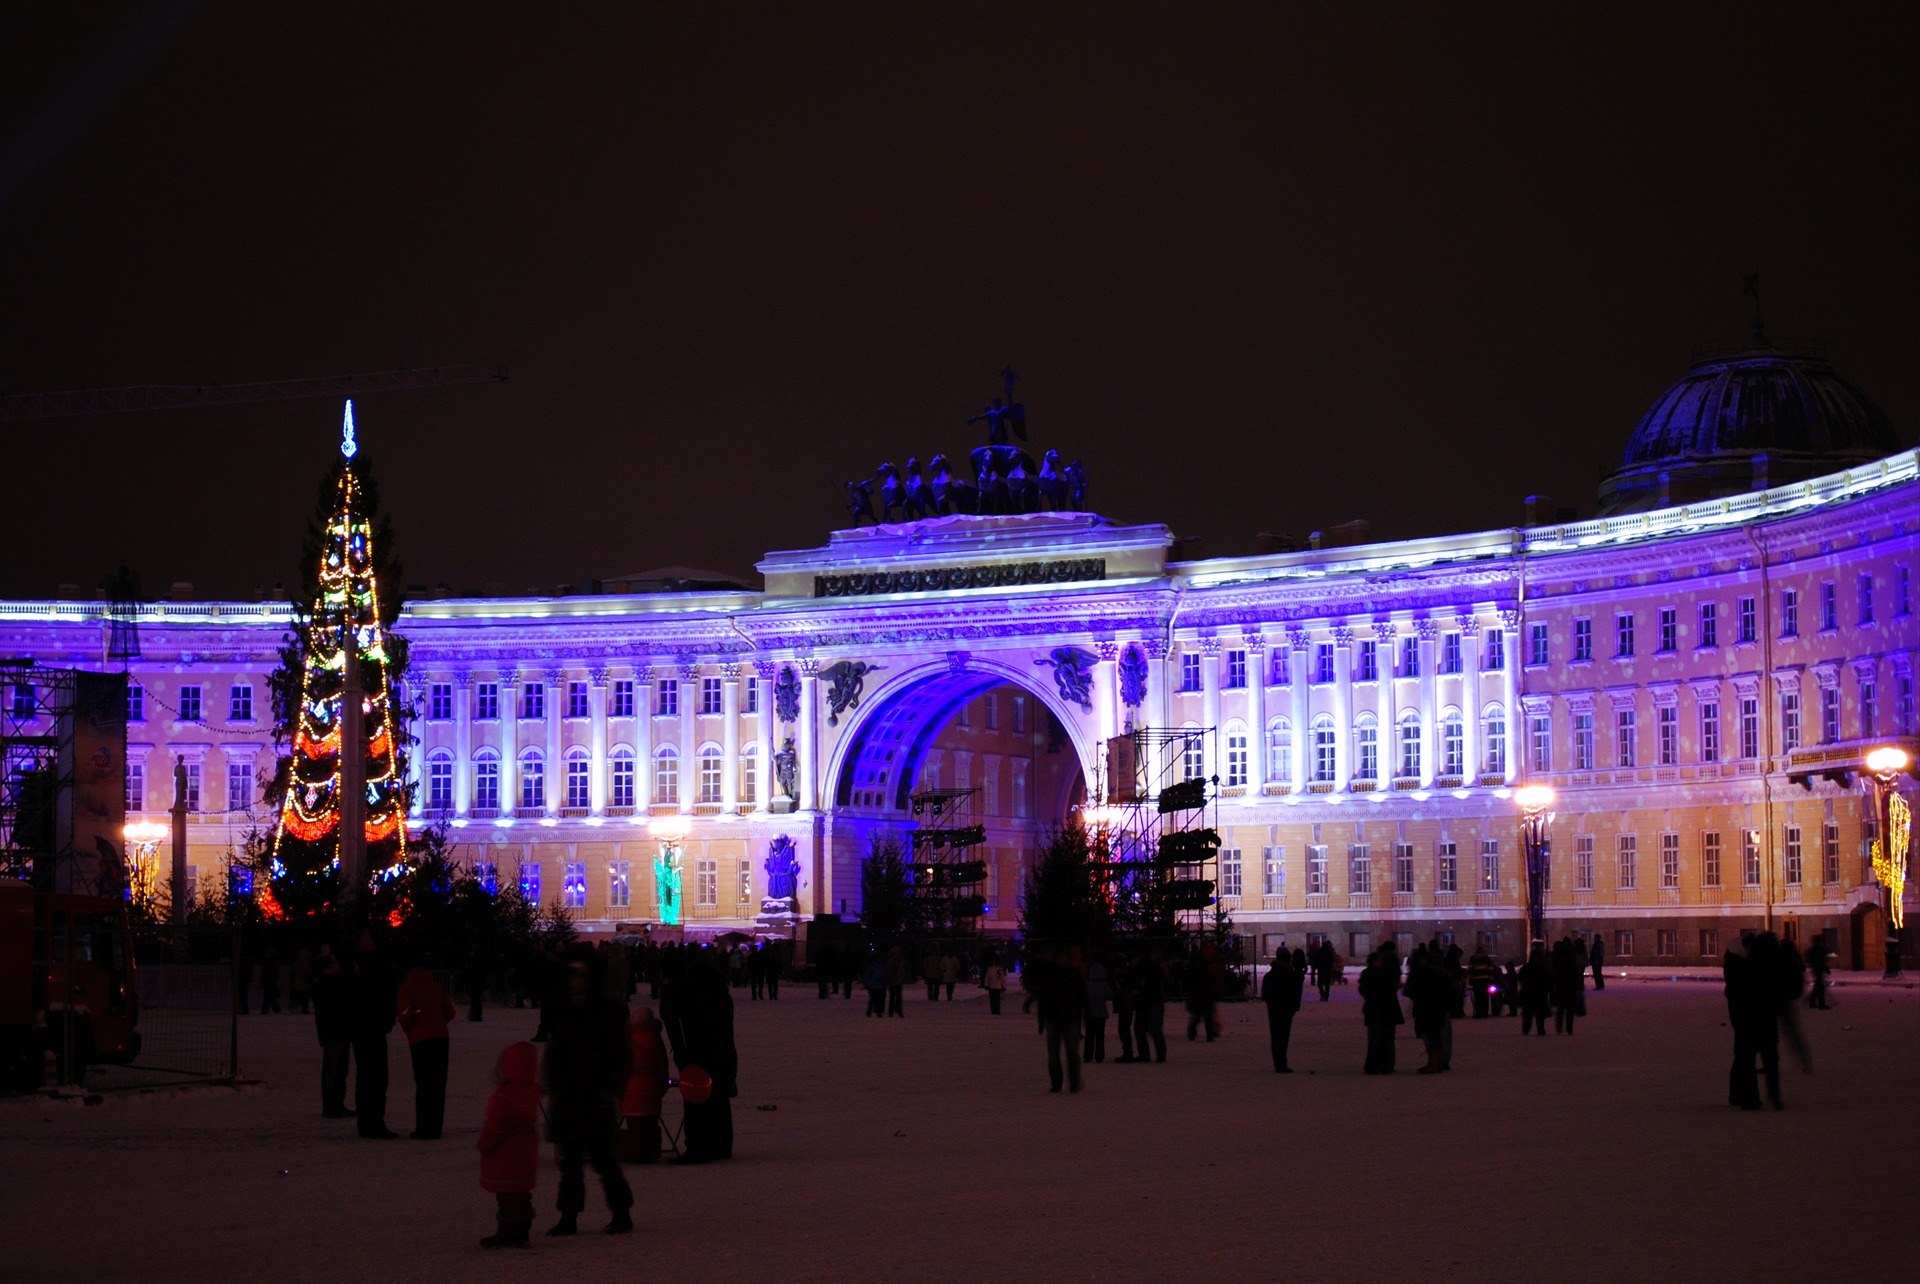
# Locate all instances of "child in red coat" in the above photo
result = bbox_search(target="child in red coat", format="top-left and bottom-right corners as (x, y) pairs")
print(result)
(477, 1041), (541, 1248)
(620, 1005), (670, 1163)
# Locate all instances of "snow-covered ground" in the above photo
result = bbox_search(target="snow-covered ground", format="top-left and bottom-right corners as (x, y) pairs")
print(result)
(4, 977), (1914, 1283)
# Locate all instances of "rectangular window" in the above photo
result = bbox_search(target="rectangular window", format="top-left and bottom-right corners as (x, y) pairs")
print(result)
(1860, 678), (1877, 738)
(1306, 844), (1328, 896)
(609, 861), (631, 910)
(1657, 704), (1677, 766)
(984, 693), (999, 731)
(1312, 722), (1336, 783)
(475, 682), (499, 721)
(1181, 652), (1202, 692)
(562, 861), (586, 910)
(428, 682), (452, 721)
(1485, 628), (1505, 671)
(701, 677), (723, 715)
(1271, 651), (1290, 685)
(1356, 641), (1377, 683)
(1699, 602), (1718, 648)
(521, 682), (544, 721)
(178, 685), (202, 722)
(1656, 929), (1676, 959)
(1859, 573), (1875, 625)
(125, 760), (144, 812)
(1615, 707), (1637, 768)
(1442, 715), (1464, 777)
(567, 681), (590, 719)
(1615, 612), (1635, 658)
(740, 751), (757, 806)
(1783, 825), (1802, 887)
(427, 758), (453, 810)
(1011, 696), (1027, 734)
(611, 679), (635, 719)
(1739, 696), (1760, 759)
(1616, 930), (1635, 958)
(1529, 623), (1549, 667)
(1617, 834), (1637, 890)
(1391, 843), (1414, 895)
(696, 857), (718, 908)
(1660, 832), (1679, 889)
(1575, 834), (1594, 891)
(1398, 717), (1421, 778)
(1400, 636), (1420, 678)
(1529, 712), (1551, 773)
(1225, 649), (1247, 689)
(654, 751), (678, 801)
(1780, 588), (1799, 638)
(475, 862), (499, 896)
(1742, 831), (1761, 887)
(1820, 581), (1837, 632)
(1573, 712), (1595, 771)
(10, 682), (34, 720)
(1898, 565), (1911, 617)
(1822, 821), (1840, 885)
(126, 683), (145, 722)
(1700, 700), (1720, 763)
(1900, 673), (1916, 735)
(519, 862), (542, 906)
(474, 758), (499, 811)
(1700, 928), (1719, 959)
(657, 679), (678, 717)
(1348, 844), (1370, 896)
(1821, 685), (1839, 743)
(183, 760), (201, 812)
(1221, 848), (1243, 898)
(1702, 831), (1721, 888)
(700, 752), (723, 804)
(520, 757), (544, 810)
(1262, 846), (1285, 897)
(1355, 721), (1378, 781)
(1479, 839), (1499, 893)
(1738, 596), (1757, 644)
(1573, 618), (1593, 662)
(1437, 842), (1458, 895)
(1226, 731), (1249, 787)
(1441, 632), (1461, 674)
(744, 677), (758, 714)
(1780, 690), (1800, 752)
(1314, 645), (1334, 685)
(611, 754), (635, 808)
(1658, 606), (1678, 653)
(229, 683), (254, 722)
(566, 756), (590, 809)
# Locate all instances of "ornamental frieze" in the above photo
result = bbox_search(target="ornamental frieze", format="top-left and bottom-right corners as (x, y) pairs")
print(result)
(812, 557), (1105, 598)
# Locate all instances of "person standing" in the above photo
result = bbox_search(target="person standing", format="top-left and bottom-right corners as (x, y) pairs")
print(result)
(1590, 932), (1606, 991)
(1358, 946), (1403, 1074)
(312, 948), (352, 1118)
(1315, 939), (1337, 1002)
(1184, 944), (1220, 1042)
(1724, 933), (1783, 1110)
(748, 944), (766, 1000)
(982, 953), (1007, 1016)
(662, 954), (739, 1163)
(1133, 950), (1168, 1063)
(922, 949), (943, 1002)
(348, 929), (400, 1139)
(289, 946), (313, 1015)
(1518, 946), (1551, 1035)
(396, 961), (456, 1140)
(863, 952), (887, 1017)
(941, 950), (960, 1002)
(1039, 949), (1087, 1093)
(1083, 956), (1111, 1064)
(1406, 947), (1451, 1072)
(1260, 951), (1303, 1073)
(476, 1041), (541, 1249)
(764, 943), (781, 1000)
(1805, 934), (1831, 1010)
(1467, 945), (1496, 1019)
(884, 945), (908, 1018)
(1550, 940), (1580, 1035)
(543, 953), (634, 1234)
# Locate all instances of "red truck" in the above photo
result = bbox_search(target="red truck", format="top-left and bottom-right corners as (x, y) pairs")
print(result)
(0, 877), (140, 1089)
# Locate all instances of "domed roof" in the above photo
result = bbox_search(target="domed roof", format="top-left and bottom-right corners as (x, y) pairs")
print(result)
(1599, 329), (1903, 513)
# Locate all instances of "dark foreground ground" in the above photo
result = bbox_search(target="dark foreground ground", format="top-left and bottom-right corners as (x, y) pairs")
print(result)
(3, 976), (1915, 1283)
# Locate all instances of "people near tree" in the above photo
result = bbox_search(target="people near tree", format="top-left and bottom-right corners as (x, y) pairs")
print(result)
(1132, 949), (1168, 1063)
(349, 929), (400, 1139)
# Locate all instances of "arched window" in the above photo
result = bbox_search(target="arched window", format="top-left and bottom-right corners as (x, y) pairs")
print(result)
(654, 745), (679, 802)
(1397, 712), (1422, 780)
(1441, 708), (1464, 777)
(518, 748), (544, 810)
(1482, 703), (1507, 778)
(565, 746), (591, 809)
(609, 746), (635, 809)
(1353, 713), (1378, 783)
(1266, 718), (1292, 782)
(698, 743), (724, 804)
(473, 749), (500, 812)
(1311, 715), (1336, 783)
(1224, 720), (1248, 788)
(426, 750), (454, 811)
(740, 742), (759, 806)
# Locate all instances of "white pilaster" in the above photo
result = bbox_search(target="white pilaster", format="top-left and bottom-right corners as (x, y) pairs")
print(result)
(453, 669), (472, 816)
(588, 667), (608, 815)
(722, 664), (741, 813)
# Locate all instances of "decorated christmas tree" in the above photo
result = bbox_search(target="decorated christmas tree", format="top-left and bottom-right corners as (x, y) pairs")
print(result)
(266, 402), (410, 917)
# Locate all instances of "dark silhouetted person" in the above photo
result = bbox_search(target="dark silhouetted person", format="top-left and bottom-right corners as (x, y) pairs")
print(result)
(1315, 940), (1336, 1001)
(1590, 932), (1606, 990)
(1038, 950), (1086, 1093)
(1805, 935), (1831, 1010)
(662, 953), (739, 1162)
(543, 953), (634, 1234)
(477, 1041), (540, 1249)
(1551, 940), (1581, 1035)
(1724, 933), (1782, 1111)
(1519, 945), (1552, 1036)
(1467, 945), (1496, 1019)
(1260, 951), (1303, 1072)
(290, 946), (313, 1015)
(312, 948), (352, 1117)
(1133, 950), (1168, 1063)
(348, 929), (399, 1138)
(397, 962), (455, 1139)
(1359, 946), (1402, 1074)
(1083, 956), (1110, 1064)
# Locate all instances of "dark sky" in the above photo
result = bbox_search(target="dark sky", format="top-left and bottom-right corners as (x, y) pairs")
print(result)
(3, 4), (1914, 599)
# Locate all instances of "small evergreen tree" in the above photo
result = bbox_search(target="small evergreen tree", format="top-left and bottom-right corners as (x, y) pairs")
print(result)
(1019, 823), (1112, 953)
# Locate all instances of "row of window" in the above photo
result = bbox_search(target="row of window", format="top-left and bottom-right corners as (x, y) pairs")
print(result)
(119, 683), (254, 725)
(426, 675), (762, 723)
(1180, 630), (1513, 693)
(1219, 708), (1510, 786)
(424, 744), (761, 812)
(126, 758), (254, 813)
(471, 856), (756, 911)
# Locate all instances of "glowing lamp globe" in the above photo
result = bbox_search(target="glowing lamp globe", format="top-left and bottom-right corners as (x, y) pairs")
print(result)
(1514, 784), (1555, 813)
(1866, 747), (1910, 776)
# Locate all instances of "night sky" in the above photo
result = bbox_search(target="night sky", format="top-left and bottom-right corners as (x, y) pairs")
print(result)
(3, 4), (1914, 601)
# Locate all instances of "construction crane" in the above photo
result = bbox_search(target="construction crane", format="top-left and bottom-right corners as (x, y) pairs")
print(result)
(0, 364), (507, 421)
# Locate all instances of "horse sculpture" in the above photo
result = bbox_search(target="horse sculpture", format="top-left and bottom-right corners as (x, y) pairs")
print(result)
(902, 456), (929, 521)
(929, 453), (978, 515)
(843, 478), (876, 524)
(875, 462), (905, 522)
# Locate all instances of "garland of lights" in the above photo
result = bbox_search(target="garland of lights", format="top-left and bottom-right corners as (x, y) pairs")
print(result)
(1871, 791), (1910, 930)
(267, 402), (410, 912)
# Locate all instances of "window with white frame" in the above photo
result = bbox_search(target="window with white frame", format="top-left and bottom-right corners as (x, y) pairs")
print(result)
(228, 683), (254, 722)
(475, 682), (499, 720)
(654, 746), (679, 801)
(1441, 709), (1464, 777)
(1573, 712), (1595, 770)
(1348, 844), (1371, 895)
(609, 860), (631, 909)
(519, 750), (544, 809)
(1615, 706), (1637, 767)
(1266, 719), (1291, 781)
(1702, 831), (1721, 887)
(1783, 825), (1802, 886)
(1271, 650), (1290, 685)
(1660, 831), (1680, 889)
(127, 683), (145, 722)
(696, 857), (718, 908)
(1306, 844), (1328, 895)
(1739, 696), (1760, 759)
(1436, 841), (1458, 894)
(1657, 704), (1677, 766)
(745, 676), (758, 714)
(1394, 843), (1414, 894)
(1357, 640), (1378, 682)
(427, 753), (453, 810)
(428, 682), (452, 721)
(1781, 589), (1799, 638)
(1738, 596), (1757, 643)
(566, 749), (591, 809)
(611, 678), (635, 719)
(984, 693), (999, 730)
(1699, 699), (1720, 762)
(1485, 628), (1505, 670)
(521, 682), (545, 721)
(1400, 635), (1420, 677)
(563, 861), (586, 910)
(227, 760), (255, 813)
(519, 861), (542, 905)
(657, 679), (679, 717)
(1615, 612), (1635, 658)
(1859, 573), (1875, 625)
(473, 752), (500, 811)
(1398, 712), (1422, 778)
(701, 677), (723, 715)
(125, 760), (144, 812)
(475, 861), (499, 896)
(1529, 711), (1551, 773)
(1010, 695), (1027, 735)
(1353, 714), (1378, 782)
(1617, 834), (1637, 890)
(1898, 565), (1912, 617)
(1012, 758), (1030, 817)
(1262, 846), (1284, 896)
(1575, 834), (1594, 890)
(183, 760), (202, 812)
(1860, 677), (1877, 738)
(178, 685), (202, 722)
(1822, 820), (1840, 885)
(1224, 724), (1249, 787)
(740, 746), (757, 805)
(1529, 623), (1549, 667)
(1657, 607), (1678, 653)
(1573, 619), (1593, 662)
(1479, 839), (1498, 892)
(699, 745), (724, 803)
(610, 748), (635, 808)
(1314, 645), (1334, 685)
(1819, 581), (1837, 630)
(1180, 653), (1202, 692)
(1742, 830), (1761, 886)
(567, 681), (589, 719)
(1225, 649), (1247, 689)
(1440, 633), (1461, 674)
(1899, 671), (1916, 735)
(1220, 848), (1243, 898)
(1699, 601), (1718, 648)
(1483, 706), (1506, 777)
(1311, 717), (1336, 783)
(1821, 685), (1839, 743)
(1780, 689), (1800, 752)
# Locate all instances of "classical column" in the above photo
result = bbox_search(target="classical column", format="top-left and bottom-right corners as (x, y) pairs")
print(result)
(499, 668), (520, 814)
(1288, 628), (1310, 792)
(721, 663), (741, 813)
(588, 667), (609, 816)
(1245, 636), (1267, 795)
(1143, 639), (1170, 784)
(544, 668), (563, 817)
(633, 662), (654, 809)
(1373, 623), (1397, 782)
(1332, 625), (1354, 789)
(1094, 643), (1120, 747)
(1417, 621), (1438, 786)
(1457, 614), (1479, 784)
(1200, 638), (1222, 782)
(679, 662), (699, 812)
(453, 669), (473, 817)
(754, 660), (777, 812)
(402, 677), (425, 819)
(1500, 610), (1521, 783)
(798, 660), (819, 811)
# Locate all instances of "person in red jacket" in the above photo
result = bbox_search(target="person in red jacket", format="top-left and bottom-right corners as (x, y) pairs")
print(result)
(620, 1004), (671, 1162)
(396, 964), (457, 1140)
(477, 1041), (541, 1249)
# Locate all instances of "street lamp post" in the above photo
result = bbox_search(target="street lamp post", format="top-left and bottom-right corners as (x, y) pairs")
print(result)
(1515, 784), (1555, 951)
(1864, 747), (1911, 979)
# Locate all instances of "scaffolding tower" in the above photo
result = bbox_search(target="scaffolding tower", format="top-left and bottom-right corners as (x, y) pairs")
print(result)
(0, 663), (128, 895)
(904, 786), (990, 934)
(1092, 727), (1220, 939)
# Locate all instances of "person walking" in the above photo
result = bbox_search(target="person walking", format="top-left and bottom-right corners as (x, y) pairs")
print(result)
(1518, 946), (1551, 1035)
(543, 953), (634, 1234)
(941, 950), (960, 1002)
(1724, 933), (1783, 1110)
(982, 953), (1007, 1016)
(1358, 946), (1403, 1074)
(1775, 934), (1811, 1071)
(1467, 945), (1496, 1019)
(1260, 951), (1303, 1073)
(397, 961), (456, 1139)
(1589, 932), (1606, 991)
(1133, 950), (1168, 1063)
(1038, 949), (1087, 1093)
(1083, 956), (1111, 1064)
(312, 948), (352, 1118)
(1315, 939), (1336, 1002)
(862, 952), (888, 1017)
(348, 929), (400, 1139)
(922, 949), (943, 1002)
(1805, 934), (1831, 1010)
(884, 945), (908, 1017)
(476, 1040), (541, 1249)
(1550, 940), (1581, 1035)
